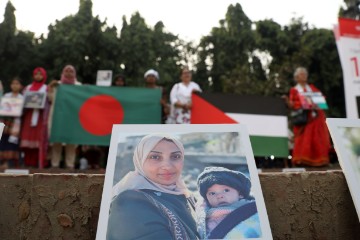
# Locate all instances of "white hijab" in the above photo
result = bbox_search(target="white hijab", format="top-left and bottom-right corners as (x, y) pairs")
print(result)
(112, 134), (191, 198)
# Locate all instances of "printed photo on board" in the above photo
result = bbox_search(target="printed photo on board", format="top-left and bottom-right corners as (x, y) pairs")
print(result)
(96, 124), (273, 240)
(327, 118), (360, 221)
(23, 91), (47, 109)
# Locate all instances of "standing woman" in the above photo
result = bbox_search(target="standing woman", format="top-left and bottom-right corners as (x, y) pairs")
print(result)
(168, 66), (202, 124)
(107, 134), (199, 240)
(48, 65), (81, 169)
(20, 67), (50, 168)
(287, 67), (331, 167)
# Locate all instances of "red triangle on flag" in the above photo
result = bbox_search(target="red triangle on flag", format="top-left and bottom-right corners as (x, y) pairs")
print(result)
(191, 94), (238, 124)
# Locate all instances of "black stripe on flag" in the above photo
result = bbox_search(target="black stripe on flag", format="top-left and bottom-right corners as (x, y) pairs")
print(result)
(195, 93), (287, 116)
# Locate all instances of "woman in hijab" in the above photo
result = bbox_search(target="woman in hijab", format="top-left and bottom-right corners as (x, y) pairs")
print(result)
(107, 134), (199, 240)
(48, 65), (81, 169)
(20, 67), (50, 168)
(144, 69), (170, 123)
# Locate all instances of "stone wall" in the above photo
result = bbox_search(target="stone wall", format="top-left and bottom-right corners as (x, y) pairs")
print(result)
(0, 171), (359, 239)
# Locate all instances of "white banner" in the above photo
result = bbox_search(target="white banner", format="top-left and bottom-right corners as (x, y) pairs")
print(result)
(335, 18), (360, 119)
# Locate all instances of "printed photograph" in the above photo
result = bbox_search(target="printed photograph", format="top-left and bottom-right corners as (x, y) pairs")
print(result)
(23, 91), (47, 109)
(326, 118), (360, 220)
(96, 124), (273, 240)
(0, 96), (24, 117)
(96, 70), (113, 86)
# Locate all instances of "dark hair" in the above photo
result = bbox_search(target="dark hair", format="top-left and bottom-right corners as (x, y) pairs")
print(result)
(180, 65), (191, 75)
(112, 74), (126, 86)
(11, 77), (23, 85)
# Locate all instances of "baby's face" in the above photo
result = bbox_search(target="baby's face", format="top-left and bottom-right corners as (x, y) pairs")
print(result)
(206, 184), (242, 208)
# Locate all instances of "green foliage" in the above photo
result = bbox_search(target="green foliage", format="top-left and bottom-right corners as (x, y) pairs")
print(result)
(39, 0), (121, 83)
(119, 12), (181, 89)
(0, 1), (38, 90)
(0, 1), (347, 117)
(196, 3), (258, 92)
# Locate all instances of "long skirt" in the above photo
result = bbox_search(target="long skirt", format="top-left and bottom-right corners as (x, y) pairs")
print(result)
(292, 110), (330, 167)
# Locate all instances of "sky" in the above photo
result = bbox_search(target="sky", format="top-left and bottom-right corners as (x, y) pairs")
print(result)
(0, 0), (346, 43)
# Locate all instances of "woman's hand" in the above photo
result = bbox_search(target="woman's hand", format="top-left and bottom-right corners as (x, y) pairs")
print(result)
(183, 102), (192, 110)
(48, 80), (59, 89)
(281, 95), (292, 108)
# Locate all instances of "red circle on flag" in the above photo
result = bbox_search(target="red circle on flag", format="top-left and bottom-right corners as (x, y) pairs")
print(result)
(79, 95), (124, 136)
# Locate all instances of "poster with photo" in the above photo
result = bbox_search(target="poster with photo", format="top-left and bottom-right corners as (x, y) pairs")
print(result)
(96, 70), (113, 86)
(23, 91), (47, 109)
(326, 118), (360, 220)
(96, 124), (272, 240)
(299, 92), (328, 110)
(0, 96), (24, 116)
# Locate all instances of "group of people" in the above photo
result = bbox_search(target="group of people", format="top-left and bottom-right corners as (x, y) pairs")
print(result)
(0, 64), (203, 169)
(0, 64), (332, 169)
(114, 66), (202, 124)
(107, 134), (262, 239)
(0, 65), (82, 169)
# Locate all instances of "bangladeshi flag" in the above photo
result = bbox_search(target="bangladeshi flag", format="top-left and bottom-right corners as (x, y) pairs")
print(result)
(50, 85), (161, 145)
(191, 93), (289, 157)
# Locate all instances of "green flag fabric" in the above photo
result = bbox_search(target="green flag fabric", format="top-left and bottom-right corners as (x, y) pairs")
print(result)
(50, 85), (161, 145)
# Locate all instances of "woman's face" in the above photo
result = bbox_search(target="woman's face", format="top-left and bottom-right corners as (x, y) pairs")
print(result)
(143, 139), (184, 186)
(145, 74), (157, 85)
(114, 78), (125, 86)
(180, 69), (192, 84)
(64, 67), (75, 78)
(33, 71), (44, 82)
(295, 71), (308, 85)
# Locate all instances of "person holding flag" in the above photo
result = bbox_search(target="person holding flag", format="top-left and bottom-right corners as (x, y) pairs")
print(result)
(167, 66), (202, 124)
(286, 67), (331, 167)
(48, 65), (81, 169)
(144, 69), (170, 124)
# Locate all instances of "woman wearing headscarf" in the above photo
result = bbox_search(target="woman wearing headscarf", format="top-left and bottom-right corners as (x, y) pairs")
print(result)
(48, 65), (81, 169)
(20, 67), (50, 168)
(107, 134), (199, 240)
(144, 69), (170, 123)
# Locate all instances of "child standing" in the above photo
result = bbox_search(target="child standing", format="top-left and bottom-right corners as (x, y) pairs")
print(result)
(20, 67), (50, 168)
(0, 78), (24, 168)
(196, 166), (262, 239)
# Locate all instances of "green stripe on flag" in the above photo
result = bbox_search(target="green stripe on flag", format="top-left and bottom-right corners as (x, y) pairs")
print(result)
(250, 136), (289, 158)
(50, 85), (161, 145)
(317, 103), (328, 110)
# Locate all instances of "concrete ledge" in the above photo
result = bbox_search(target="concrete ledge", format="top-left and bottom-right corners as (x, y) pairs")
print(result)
(0, 171), (359, 239)
(259, 171), (360, 239)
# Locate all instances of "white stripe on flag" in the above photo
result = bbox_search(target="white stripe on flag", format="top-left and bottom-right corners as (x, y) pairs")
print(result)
(226, 113), (288, 137)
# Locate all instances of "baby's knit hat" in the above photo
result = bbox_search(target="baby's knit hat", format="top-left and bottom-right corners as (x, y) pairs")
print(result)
(197, 166), (251, 200)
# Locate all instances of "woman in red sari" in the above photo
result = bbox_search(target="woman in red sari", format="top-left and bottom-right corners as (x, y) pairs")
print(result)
(20, 67), (50, 168)
(288, 67), (331, 167)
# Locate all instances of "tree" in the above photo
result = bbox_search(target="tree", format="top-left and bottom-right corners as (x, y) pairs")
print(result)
(196, 3), (259, 93)
(40, 0), (120, 83)
(119, 12), (183, 89)
(0, 1), (38, 90)
(339, 0), (360, 18)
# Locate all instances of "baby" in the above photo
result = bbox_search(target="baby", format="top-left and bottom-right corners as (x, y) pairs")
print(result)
(196, 166), (262, 239)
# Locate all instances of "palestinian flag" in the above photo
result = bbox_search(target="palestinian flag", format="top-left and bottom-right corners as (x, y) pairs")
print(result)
(191, 93), (289, 157)
(50, 85), (161, 145)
